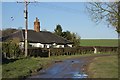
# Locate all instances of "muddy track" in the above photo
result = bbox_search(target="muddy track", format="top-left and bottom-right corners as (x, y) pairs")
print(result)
(27, 54), (115, 79)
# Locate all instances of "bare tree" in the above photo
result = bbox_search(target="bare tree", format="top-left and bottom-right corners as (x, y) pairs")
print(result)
(86, 2), (120, 33)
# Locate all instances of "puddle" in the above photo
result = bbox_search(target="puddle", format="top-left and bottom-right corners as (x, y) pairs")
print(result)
(64, 60), (80, 63)
(63, 71), (88, 78)
(71, 60), (80, 63)
(72, 72), (88, 78)
(29, 59), (88, 78)
(38, 70), (46, 75)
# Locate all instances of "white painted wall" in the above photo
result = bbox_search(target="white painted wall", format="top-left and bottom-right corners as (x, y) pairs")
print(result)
(29, 43), (52, 48)
(19, 42), (24, 49)
(67, 44), (73, 47)
(56, 45), (64, 48)
(19, 42), (73, 48)
(43, 44), (51, 48)
(29, 43), (44, 48)
(46, 44), (51, 48)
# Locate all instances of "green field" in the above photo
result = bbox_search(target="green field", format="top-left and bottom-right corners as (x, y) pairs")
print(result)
(80, 39), (118, 47)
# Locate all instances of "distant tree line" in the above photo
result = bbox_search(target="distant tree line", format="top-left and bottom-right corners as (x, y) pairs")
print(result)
(54, 24), (81, 47)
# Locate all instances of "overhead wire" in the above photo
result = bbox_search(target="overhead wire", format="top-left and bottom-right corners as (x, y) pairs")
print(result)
(31, 2), (85, 15)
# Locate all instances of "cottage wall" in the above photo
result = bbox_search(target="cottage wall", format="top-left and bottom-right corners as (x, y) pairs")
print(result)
(55, 45), (64, 48)
(19, 42), (24, 49)
(29, 43), (44, 48)
(19, 42), (73, 48)
(67, 44), (73, 47)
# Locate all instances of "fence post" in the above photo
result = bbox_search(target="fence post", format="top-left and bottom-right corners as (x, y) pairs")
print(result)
(94, 47), (97, 54)
(48, 48), (50, 57)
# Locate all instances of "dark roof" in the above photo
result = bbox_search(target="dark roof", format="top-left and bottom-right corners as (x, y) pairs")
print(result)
(2, 30), (73, 44)
(1, 30), (24, 41)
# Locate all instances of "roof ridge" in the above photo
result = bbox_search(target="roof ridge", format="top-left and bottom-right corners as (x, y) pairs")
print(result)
(52, 33), (73, 43)
(3, 30), (20, 38)
(2, 29), (73, 44)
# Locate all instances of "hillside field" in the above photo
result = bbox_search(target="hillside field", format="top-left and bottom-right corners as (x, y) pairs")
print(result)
(80, 39), (118, 47)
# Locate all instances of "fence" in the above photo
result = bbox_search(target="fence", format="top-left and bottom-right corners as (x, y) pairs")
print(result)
(94, 46), (118, 53)
(28, 46), (118, 57)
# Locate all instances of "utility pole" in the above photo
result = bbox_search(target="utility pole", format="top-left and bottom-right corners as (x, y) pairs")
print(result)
(118, 1), (120, 36)
(24, 0), (29, 57)
(17, 0), (37, 57)
(17, 0), (30, 57)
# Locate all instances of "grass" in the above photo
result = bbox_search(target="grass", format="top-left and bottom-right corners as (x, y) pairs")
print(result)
(2, 53), (117, 78)
(88, 55), (118, 78)
(2, 57), (52, 78)
(0, 65), (2, 80)
(80, 39), (118, 46)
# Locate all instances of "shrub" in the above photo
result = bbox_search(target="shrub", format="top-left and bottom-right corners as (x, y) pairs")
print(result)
(2, 39), (21, 59)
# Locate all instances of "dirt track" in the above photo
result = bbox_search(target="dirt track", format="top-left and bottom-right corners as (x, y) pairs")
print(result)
(28, 54), (114, 78)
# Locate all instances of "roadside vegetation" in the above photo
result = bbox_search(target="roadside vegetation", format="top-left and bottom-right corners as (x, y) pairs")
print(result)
(2, 57), (51, 78)
(88, 55), (118, 78)
(2, 38), (21, 59)
(2, 53), (117, 78)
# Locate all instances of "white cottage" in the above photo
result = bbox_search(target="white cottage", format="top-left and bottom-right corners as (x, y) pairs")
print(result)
(2, 17), (73, 48)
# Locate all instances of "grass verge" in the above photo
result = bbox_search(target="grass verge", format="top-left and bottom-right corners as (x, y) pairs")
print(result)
(88, 55), (118, 78)
(2, 52), (117, 78)
(2, 57), (51, 78)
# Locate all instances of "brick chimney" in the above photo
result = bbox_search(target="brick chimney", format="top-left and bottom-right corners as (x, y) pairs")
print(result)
(34, 17), (40, 32)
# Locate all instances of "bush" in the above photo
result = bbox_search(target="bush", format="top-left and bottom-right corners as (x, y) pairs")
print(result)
(2, 40), (21, 59)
